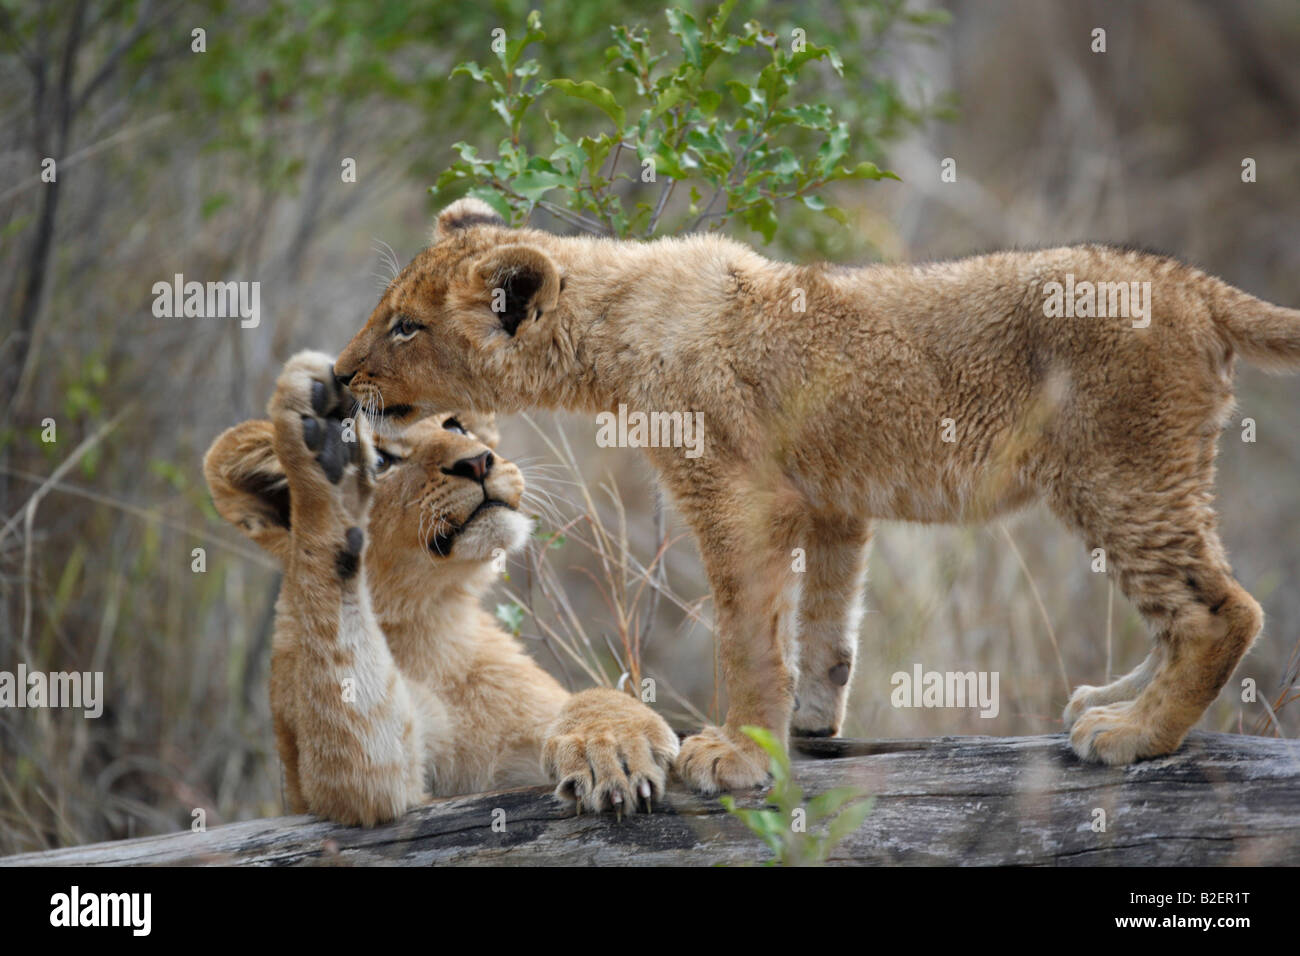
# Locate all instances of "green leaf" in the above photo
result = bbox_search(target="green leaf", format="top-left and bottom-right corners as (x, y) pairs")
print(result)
(799, 194), (846, 224)
(469, 187), (513, 222)
(666, 8), (702, 69)
(768, 146), (801, 178)
(741, 199), (779, 243)
(805, 786), (863, 823)
(646, 143), (689, 181)
(725, 80), (751, 105)
(757, 62), (789, 103)
(494, 601), (525, 635)
(489, 97), (512, 128)
(708, 0), (739, 36)
(531, 527), (567, 549)
(450, 60), (503, 94)
(549, 141), (587, 177)
(653, 81), (686, 117)
(201, 192), (230, 219)
(546, 79), (626, 129)
(816, 121), (850, 175)
(825, 796), (875, 848)
(504, 10), (545, 70)
(450, 61), (489, 83)
(696, 89), (722, 116)
(511, 168), (570, 201)
(787, 42), (842, 76)
(577, 134), (615, 179)
(830, 160), (900, 182)
(684, 125), (730, 160)
(772, 104), (833, 130)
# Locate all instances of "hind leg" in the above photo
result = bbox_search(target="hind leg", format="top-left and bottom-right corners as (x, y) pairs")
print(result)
(1066, 513), (1260, 764)
(1071, 578), (1260, 763)
(1048, 420), (1263, 762)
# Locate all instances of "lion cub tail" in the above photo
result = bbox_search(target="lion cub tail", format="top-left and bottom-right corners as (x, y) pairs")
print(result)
(1208, 279), (1300, 373)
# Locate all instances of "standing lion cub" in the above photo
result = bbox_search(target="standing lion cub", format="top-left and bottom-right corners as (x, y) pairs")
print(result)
(336, 198), (1300, 794)
(204, 351), (677, 825)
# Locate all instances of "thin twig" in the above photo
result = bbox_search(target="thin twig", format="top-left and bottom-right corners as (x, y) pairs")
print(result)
(999, 522), (1070, 699)
(647, 178), (675, 236)
(10, 408), (130, 660)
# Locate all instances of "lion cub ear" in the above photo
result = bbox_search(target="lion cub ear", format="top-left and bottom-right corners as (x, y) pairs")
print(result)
(203, 420), (291, 561)
(470, 244), (562, 337)
(433, 197), (506, 242)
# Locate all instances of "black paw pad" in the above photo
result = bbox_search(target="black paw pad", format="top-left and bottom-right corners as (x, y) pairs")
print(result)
(318, 419), (346, 483)
(336, 526), (364, 579)
(311, 378), (333, 415)
(302, 415), (323, 451)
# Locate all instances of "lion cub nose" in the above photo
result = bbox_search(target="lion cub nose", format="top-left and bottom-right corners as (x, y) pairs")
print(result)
(443, 451), (494, 482)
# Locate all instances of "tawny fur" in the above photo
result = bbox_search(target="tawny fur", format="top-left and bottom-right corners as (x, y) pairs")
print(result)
(335, 198), (1299, 791)
(203, 351), (678, 825)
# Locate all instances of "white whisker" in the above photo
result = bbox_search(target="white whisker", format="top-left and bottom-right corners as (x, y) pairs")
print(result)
(371, 238), (402, 282)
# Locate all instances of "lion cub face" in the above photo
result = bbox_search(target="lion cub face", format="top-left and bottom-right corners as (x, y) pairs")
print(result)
(335, 198), (561, 424)
(366, 414), (530, 565)
(205, 407), (530, 571)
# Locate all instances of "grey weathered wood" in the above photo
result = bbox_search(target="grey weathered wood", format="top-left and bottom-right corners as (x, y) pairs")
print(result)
(4, 732), (1297, 866)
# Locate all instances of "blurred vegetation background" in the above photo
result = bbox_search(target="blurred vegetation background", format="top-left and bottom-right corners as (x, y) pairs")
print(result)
(1, 0), (1297, 854)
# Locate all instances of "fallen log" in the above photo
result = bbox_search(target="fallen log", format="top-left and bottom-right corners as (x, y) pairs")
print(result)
(4, 731), (1297, 866)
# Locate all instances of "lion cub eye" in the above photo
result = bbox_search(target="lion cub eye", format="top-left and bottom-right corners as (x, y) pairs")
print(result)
(373, 450), (402, 474)
(442, 417), (467, 435)
(390, 316), (423, 340)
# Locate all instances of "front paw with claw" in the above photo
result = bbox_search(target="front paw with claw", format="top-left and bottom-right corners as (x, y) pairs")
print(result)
(542, 688), (679, 817)
(674, 724), (771, 795)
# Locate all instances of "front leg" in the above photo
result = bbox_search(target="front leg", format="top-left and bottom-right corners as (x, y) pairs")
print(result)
(673, 481), (804, 794)
(791, 516), (873, 738)
(542, 688), (679, 815)
(270, 351), (427, 826)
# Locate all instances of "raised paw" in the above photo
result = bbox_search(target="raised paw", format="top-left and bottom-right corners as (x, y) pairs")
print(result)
(268, 351), (372, 517)
(542, 688), (679, 816)
(1069, 702), (1158, 765)
(674, 725), (770, 795)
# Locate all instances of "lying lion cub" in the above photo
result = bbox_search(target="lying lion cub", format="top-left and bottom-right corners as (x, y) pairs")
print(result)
(204, 351), (677, 825)
(336, 198), (1300, 793)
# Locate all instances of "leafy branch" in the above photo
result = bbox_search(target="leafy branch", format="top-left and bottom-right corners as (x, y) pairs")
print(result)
(435, 3), (912, 242)
(721, 726), (874, 866)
